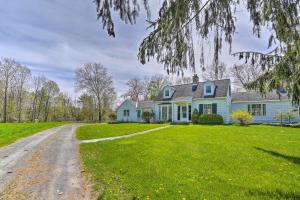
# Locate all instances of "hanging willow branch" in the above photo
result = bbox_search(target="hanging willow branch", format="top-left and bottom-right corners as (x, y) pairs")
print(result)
(93, 0), (300, 104)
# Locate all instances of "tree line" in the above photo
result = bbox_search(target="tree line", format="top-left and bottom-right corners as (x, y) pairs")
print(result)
(122, 62), (262, 102)
(0, 58), (116, 123)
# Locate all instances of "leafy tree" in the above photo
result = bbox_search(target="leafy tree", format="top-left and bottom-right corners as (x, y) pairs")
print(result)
(0, 58), (18, 122)
(93, 0), (300, 104)
(75, 63), (116, 122)
(231, 110), (253, 125)
(108, 113), (117, 122)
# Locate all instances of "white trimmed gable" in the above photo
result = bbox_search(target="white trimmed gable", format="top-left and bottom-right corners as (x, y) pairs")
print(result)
(163, 86), (175, 99)
(203, 81), (215, 96)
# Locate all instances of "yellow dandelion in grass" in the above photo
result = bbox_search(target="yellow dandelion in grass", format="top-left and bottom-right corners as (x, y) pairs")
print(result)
(182, 197), (186, 200)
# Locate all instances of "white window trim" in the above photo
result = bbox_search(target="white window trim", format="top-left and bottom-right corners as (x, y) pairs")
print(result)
(249, 104), (266, 116)
(204, 104), (213, 114)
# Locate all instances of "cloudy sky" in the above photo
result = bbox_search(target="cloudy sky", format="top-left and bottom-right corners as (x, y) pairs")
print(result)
(0, 0), (271, 97)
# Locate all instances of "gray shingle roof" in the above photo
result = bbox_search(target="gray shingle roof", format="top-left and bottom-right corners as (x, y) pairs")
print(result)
(137, 101), (154, 109)
(232, 91), (289, 102)
(155, 79), (230, 101)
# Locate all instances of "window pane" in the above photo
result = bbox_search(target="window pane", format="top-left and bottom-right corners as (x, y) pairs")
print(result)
(162, 106), (168, 121)
(168, 106), (172, 121)
(206, 86), (211, 93)
(204, 104), (212, 114)
(165, 90), (169, 97)
(182, 106), (187, 118)
(251, 104), (262, 116)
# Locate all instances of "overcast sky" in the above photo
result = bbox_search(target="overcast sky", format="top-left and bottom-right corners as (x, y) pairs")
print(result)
(0, 0), (271, 98)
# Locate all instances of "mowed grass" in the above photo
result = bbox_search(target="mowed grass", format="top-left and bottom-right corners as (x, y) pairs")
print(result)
(76, 123), (167, 140)
(0, 122), (67, 147)
(80, 125), (300, 200)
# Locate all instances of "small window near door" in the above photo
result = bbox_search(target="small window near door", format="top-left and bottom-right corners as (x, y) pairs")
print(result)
(137, 110), (141, 118)
(182, 106), (187, 118)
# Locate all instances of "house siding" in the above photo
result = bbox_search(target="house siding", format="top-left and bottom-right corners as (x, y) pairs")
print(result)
(192, 98), (230, 123)
(231, 100), (300, 123)
(117, 100), (138, 122)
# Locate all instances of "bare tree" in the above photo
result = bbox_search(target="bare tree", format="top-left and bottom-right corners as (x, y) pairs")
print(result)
(31, 75), (46, 121)
(42, 80), (60, 122)
(75, 63), (116, 122)
(144, 75), (171, 100)
(0, 58), (18, 123)
(15, 65), (31, 122)
(174, 76), (192, 85)
(202, 62), (229, 81)
(122, 78), (145, 101)
(230, 64), (263, 91)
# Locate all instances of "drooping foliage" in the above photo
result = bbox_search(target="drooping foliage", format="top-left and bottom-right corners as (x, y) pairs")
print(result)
(94, 0), (300, 104)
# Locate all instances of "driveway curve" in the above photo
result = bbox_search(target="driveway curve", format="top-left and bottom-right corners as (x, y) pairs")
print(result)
(0, 124), (91, 200)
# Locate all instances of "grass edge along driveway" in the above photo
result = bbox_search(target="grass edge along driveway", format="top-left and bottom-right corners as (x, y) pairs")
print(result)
(0, 122), (68, 147)
(76, 123), (168, 140)
(80, 124), (300, 200)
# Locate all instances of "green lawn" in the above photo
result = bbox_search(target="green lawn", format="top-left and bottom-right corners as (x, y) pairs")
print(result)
(76, 123), (167, 140)
(0, 122), (67, 147)
(80, 125), (300, 200)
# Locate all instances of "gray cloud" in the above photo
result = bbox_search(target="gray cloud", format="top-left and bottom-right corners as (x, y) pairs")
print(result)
(0, 0), (271, 97)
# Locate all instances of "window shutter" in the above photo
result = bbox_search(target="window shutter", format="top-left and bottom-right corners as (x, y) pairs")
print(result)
(177, 106), (181, 120)
(212, 103), (217, 114)
(263, 104), (266, 116)
(199, 104), (204, 114)
(188, 105), (192, 120)
(248, 104), (251, 113)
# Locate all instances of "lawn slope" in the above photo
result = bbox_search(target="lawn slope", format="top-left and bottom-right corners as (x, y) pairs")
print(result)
(80, 125), (300, 200)
(76, 123), (167, 140)
(0, 122), (67, 147)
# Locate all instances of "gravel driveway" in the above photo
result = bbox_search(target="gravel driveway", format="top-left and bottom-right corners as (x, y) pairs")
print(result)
(0, 124), (91, 200)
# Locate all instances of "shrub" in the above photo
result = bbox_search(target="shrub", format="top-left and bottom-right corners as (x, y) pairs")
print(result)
(191, 109), (199, 124)
(231, 110), (252, 125)
(142, 111), (154, 123)
(108, 113), (117, 122)
(274, 111), (296, 124)
(198, 114), (223, 125)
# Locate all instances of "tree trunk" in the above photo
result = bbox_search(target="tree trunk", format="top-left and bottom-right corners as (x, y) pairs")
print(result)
(44, 98), (50, 122)
(3, 79), (8, 123)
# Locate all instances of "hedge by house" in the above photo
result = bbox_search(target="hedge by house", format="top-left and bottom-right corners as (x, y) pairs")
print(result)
(198, 114), (224, 125)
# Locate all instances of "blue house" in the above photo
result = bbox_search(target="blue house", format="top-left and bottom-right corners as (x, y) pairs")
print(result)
(117, 79), (300, 123)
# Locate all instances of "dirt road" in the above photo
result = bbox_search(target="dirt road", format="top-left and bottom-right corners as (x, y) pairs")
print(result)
(0, 124), (91, 200)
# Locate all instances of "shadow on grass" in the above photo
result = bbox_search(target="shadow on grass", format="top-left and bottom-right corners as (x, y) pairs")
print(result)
(254, 147), (300, 166)
(248, 188), (300, 199)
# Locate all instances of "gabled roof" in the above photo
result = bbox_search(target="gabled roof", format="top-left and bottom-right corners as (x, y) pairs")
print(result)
(155, 79), (230, 101)
(232, 91), (289, 102)
(137, 101), (154, 109)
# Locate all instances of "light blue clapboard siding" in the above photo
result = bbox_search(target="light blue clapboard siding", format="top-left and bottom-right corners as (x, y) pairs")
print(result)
(231, 100), (300, 123)
(116, 100), (138, 122)
(192, 98), (230, 123)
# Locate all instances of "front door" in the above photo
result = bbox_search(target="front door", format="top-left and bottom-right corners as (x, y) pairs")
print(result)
(181, 106), (187, 121)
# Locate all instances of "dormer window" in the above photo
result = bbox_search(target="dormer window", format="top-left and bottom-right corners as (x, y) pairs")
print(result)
(206, 85), (212, 94)
(165, 89), (170, 97)
(204, 82), (215, 96)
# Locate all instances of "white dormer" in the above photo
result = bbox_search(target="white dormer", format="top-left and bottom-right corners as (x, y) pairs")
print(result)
(204, 81), (215, 96)
(163, 86), (174, 99)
